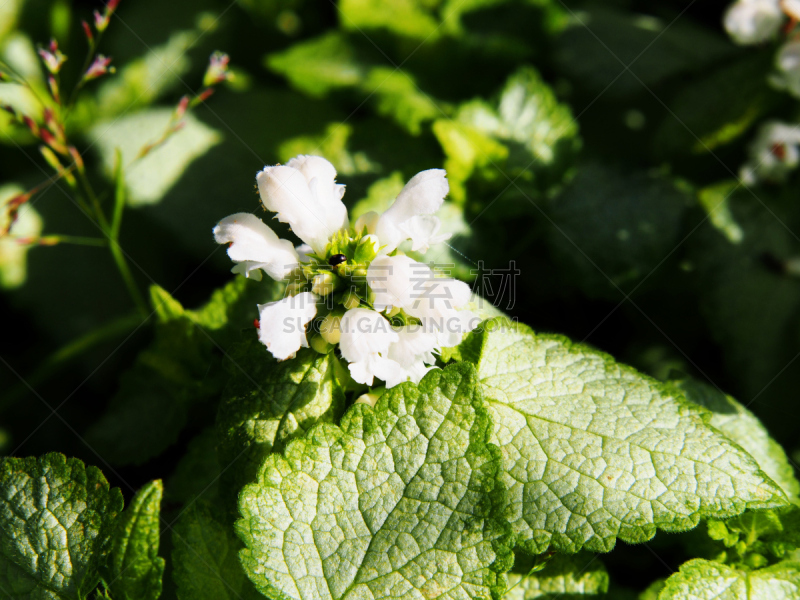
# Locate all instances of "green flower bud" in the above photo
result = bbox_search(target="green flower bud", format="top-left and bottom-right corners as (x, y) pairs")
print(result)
(320, 314), (343, 345)
(342, 291), (361, 310)
(354, 234), (380, 263)
(310, 334), (332, 354)
(311, 271), (341, 296)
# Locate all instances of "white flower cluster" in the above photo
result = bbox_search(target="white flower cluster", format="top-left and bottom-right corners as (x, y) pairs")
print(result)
(724, 0), (800, 95)
(724, 0), (787, 45)
(213, 155), (478, 388)
(723, 0), (800, 183)
(741, 121), (800, 183)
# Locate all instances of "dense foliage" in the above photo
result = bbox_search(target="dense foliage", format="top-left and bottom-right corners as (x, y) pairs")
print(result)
(2, 0), (800, 598)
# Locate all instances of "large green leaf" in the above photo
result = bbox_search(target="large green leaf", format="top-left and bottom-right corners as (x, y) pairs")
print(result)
(658, 559), (800, 599)
(216, 341), (346, 496)
(436, 67), (580, 204)
(105, 480), (164, 600)
(0, 183), (42, 290)
(0, 453), (123, 600)
(89, 109), (221, 206)
(86, 277), (280, 466)
(554, 7), (735, 98)
(0, 0), (24, 44)
(267, 33), (443, 134)
(547, 163), (689, 298)
(172, 500), (262, 600)
(505, 553), (609, 600)
(673, 375), (800, 503)
(467, 318), (786, 554)
(236, 362), (512, 600)
(652, 52), (778, 157)
(166, 428), (221, 506)
(267, 32), (366, 98)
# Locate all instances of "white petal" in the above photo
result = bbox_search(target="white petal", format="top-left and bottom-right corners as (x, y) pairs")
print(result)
(774, 41), (800, 98)
(354, 211), (380, 235)
(286, 154), (337, 183)
(339, 308), (399, 385)
(724, 0), (783, 45)
(213, 213), (299, 281)
(295, 243), (313, 263)
(257, 292), (318, 360)
(256, 157), (348, 254)
(397, 215), (452, 253)
(743, 121), (800, 182)
(375, 169), (449, 253)
(367, 254), (431, 312)
(382, 325), (438, 388)
(421, 309), (480, 348)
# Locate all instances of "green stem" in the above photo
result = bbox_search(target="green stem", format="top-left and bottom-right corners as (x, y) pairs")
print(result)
(8, 235), (107, 247)
(75, 168), (147, 316)
(52, 234), (108, 246)
(0, 313), (143, 413)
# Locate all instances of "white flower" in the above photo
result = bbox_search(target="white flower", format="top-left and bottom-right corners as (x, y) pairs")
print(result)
(339, 308), (399, 385)
(740, 121), (800, 183)
(215, 155), (477, 387)
(374, 169), (452, 253)
(384, 326), (438, 387)
(367, 254), (477, 347)
(724, 0), (783, 45)
(256, 155), (348, 255)
(257, 292), (317, 360)
(772, 40), (800, 98)
(213, 213), (299, 281)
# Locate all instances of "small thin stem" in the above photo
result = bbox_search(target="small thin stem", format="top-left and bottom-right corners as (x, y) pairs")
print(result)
(74, 168), (147, 316)
(7, 235), (107, 247)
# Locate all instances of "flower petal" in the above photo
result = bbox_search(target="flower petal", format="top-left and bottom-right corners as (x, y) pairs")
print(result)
(367, 254), (428, 312)
(724, 0), (783, 45)
(213, 213), (299, 281)
(257, 156), (348, 254)
(397, 215), (452, 253)
(257, 292), (318, 360)
(383, 325), (438, 387)
(339, 308), (400, 385)
(375, 169), (449, 253)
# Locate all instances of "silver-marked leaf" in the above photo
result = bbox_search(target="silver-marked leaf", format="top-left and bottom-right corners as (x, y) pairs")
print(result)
(172, 500), (263, 600)
(89, 109), (220, 206)
(236, 362), (512, 600)
(658, 559), (800, 600)
(106, 480), (164, 600)
(505, 553), (608, 600)
(217, 342), (346, 496)
(673, 375), (800, 503)
(470, 318), (786, 554)
(0, 453), (123, 600)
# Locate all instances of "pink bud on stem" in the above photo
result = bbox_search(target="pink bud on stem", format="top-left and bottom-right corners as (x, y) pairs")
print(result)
(83, 54), (114, 81)
(82, 20), (95, 43)
(37, 39), (66, 74)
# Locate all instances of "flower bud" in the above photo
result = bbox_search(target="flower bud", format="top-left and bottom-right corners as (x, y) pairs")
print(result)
(342, 291), (360, 310)
(311, 271), (341, 296)
(319, 314), (342, 345)
(310, 334), (331, 354)
(355, 388), (385, 407)
(354, 234), (380, 263)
